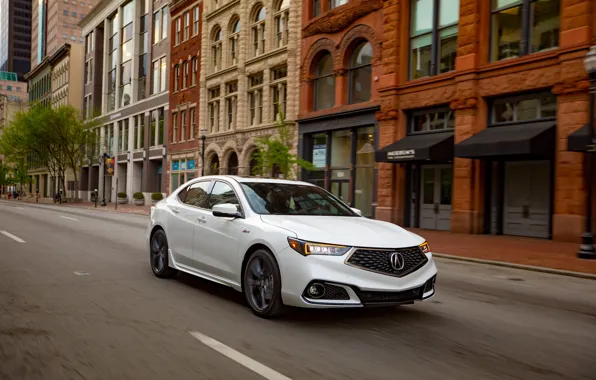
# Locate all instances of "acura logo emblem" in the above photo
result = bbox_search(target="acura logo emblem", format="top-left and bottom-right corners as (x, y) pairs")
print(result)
(390, 252), (405, 270)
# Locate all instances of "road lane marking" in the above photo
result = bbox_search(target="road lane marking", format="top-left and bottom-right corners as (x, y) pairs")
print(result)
(60, 215), (79, 221)
(74, 271), (90, 276)
(189, 331), (292, 380)
(0, 230), (26, 243)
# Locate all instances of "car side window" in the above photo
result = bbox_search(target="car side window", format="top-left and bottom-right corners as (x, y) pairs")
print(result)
(209, 181), (240, 210)
(183, 181), (211, 208)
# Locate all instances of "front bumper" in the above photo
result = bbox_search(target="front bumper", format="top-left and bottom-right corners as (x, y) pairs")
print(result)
(277, 247), (438, 308)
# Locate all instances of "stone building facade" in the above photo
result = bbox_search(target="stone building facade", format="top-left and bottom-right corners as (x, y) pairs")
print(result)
(373, 0), (595, 242)
(166, 0), (202, 193)
(198, 0), (301, 176)
(297, 0), (384, 218)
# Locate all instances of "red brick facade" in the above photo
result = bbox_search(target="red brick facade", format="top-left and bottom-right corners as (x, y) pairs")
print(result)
(374, 0), (595, 242)
(167, 0), (203, 193)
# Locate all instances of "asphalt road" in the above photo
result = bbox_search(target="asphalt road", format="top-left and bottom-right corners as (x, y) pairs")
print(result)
(0, 200), (595, 380)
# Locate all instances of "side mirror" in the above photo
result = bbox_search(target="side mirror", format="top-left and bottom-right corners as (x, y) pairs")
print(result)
(212, 203), (241, 218)
(351, 207), (362, 216)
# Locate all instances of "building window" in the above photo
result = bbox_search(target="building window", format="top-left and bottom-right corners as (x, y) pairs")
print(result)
(229, 19), (240, 66)
(490, 93), (557, 124)
(251, 6), (266, 57)
(84, 59), (92, 84)
(162, 6), (169, 39)
(151, 108), (165, 146)
(72, 11), (76, 17)
(193, 6), (200, 36)
(271, 66), (287, 120)
(348, 41), (372, 104)
(192, 57), (198, 86)
(313, 52), (335, 111)
(184, 11), (190, 40)
(152, 56), (167, 94)
(174, 64), (180, 91)
(63, 10), (68, 15)
(139, 1), (149, 100)
(190, 107), (196, 139)
(84, 94), (92, 119)
(153, 6), (168, 44)
(182, 61), (188, 89)
(225, 81), (238, 130)
(410, 107), (455, 133)
(170, 158), (197, 192)
(274, 0), (290, 48)
(208, 86), (221, 133)
(491, 0), (560, 61)
(120, 1), (134, 107)
(181, 110), (187, 141)
(175, 18), (181, 44)
(329, 0), (347, 10)
(172, 112), (178, 143)
(134, 114), (145, 149)
(410, 0), (459, 80)
(248, 73), (264, 126)
(312, 0), (320, 17)
(211, 27), (222, 72)
(85, 31), (94, 53)
(107, 13), (118, 111)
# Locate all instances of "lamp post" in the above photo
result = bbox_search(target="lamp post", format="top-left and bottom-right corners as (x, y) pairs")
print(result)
(200, 127), (207, 176)
(578, 46), (596, 259)
(100, 152), (109, 207)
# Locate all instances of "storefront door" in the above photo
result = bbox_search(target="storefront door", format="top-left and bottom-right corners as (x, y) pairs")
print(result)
(330, 180), (350, 204)
(420, 165), (452, 231)
(503, 161), (550, 238)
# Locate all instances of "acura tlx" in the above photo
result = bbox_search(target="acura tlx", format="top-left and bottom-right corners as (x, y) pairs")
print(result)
(147, 175), (437, 318)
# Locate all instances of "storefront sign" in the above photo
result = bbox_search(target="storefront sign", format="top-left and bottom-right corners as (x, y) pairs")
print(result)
(313, 145), (326, 168)
(187, 160), (196, 170)
(171, 161), (179, 171)
(387, 149), (416, 160)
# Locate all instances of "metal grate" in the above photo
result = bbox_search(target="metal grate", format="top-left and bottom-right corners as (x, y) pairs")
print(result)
(303, 283), (350, 300)
(346, 246), (428, 277)
(356, 286), (424, 304)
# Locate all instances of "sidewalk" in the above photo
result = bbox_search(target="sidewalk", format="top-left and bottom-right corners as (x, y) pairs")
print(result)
(409, 228), (596, 275)
(5, 196), (152, 216)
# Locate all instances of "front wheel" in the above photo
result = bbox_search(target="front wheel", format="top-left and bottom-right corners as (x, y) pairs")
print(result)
(243, 249), (285, 318)
(150, 230), (178, 278)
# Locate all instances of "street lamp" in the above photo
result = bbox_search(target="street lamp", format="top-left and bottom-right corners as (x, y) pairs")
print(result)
(200, 127), (208, 176)
(100, 152), (109, 207)
(578, 46), (596, 259)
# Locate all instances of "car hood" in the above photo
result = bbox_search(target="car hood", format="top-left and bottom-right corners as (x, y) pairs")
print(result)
(259, 215), (425, 248)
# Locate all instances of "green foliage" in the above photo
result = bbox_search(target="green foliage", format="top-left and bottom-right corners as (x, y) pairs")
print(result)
(251, 108), (315, 179)
(151, 192), (163, 201)
(132, 192), (144, 200)
(117, 192), (127, 198)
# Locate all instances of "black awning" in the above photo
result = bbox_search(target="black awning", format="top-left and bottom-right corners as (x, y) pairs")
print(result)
(454, 122), (555, 159)
(567, 124), (592, 152)
(375, 132), (454, 163)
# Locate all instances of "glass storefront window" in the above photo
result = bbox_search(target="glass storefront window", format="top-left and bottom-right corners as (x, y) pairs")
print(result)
(330, 130), (351, 167)
(491, 93), (556, 124)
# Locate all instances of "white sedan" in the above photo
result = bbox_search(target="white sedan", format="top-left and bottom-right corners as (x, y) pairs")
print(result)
(147, 176), (437, 318)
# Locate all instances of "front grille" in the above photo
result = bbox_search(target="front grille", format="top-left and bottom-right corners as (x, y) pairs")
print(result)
(356, 286), (423, 304)
(302, 283), (350, 300)
(346, 246), (428, 277)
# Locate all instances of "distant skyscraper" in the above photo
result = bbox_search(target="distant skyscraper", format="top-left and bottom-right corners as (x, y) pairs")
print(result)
(0, 0), (32, 81)
(30, 0), (99, 68)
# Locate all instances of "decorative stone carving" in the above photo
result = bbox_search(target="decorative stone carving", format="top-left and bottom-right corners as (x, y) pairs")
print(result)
(301, 38), (336, 81)
(302, 0), (383, 38)
(552, 79), (590, 95)
(375, 109), (398, 121)
(336, 24), (380, 66)
(450, 97), (478, 110)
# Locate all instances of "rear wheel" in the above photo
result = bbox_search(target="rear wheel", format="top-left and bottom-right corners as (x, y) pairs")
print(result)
(243, 249), (285, 318)
(150, 230), (178, 278)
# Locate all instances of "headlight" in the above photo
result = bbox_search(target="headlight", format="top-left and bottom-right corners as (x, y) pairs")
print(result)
(287, 237), (351, 256)
(419, 241), (431, 254)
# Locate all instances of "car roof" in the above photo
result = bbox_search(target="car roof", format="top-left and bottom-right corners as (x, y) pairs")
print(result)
(200, 175), (315, 186)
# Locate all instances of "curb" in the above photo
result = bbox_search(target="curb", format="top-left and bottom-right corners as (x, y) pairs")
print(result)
(433, 253), (596, 280)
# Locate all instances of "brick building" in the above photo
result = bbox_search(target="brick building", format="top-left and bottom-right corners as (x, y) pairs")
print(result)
(167, 0), (202, 193)
(198, 0), (301, 177)
(297, 0), (384, 218)
(371, 0), (595, 242)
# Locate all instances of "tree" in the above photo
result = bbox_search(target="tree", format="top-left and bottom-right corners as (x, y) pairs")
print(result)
(251, 109), (315, 179)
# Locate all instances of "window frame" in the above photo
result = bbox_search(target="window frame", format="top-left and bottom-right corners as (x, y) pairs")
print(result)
(313, 51), (335, 111)
(347, 41), (373, 105)
(178, 179), (214, 209)
(208, 180), (245, 215)
(193, 6), (200, 36)
(488, 92), (557, 126)
(408, 105), (455, 135)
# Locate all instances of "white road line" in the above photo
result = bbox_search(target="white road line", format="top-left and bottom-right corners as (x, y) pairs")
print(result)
(189, 331), (292, 380)
(0, 230), (26, 243)
(60, 215), (79, 221)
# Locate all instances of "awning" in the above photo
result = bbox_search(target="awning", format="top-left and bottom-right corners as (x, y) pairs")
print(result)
(375, 132), (454, 163)
(567, 124), (593, 152)
(454, 122), (555, 159)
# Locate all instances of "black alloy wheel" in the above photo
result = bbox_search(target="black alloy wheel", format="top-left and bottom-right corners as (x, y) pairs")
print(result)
(243, 249), (285, 318)
(150, 230), (178, 278)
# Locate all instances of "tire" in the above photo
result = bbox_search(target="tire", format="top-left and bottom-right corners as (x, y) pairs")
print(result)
(150, 229), (178, 278)
(243, 249), (285, 318)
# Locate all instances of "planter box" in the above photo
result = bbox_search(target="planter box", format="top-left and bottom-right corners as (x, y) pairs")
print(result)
(133, 198), (145, 206)
(117, 197), (127, 204)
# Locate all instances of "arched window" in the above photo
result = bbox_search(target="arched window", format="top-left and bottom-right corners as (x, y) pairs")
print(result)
(348, 41), (372, 104)
(313, 52), (335, 111)
(229, 18), (240, 65)
(207, 154), (220, 175)
(274, 0), (290, 48)
(251, 5), (266, 57)
(227, 152), (239, 175)
(211, 26), (222, 72)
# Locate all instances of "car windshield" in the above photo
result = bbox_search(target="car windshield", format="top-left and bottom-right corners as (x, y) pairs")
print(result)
(240, 182), (357, 216)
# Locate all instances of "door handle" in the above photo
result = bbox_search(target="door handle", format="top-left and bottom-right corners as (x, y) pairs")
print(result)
(197, 216), (206, 224)
(169, 206), (179, 214)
